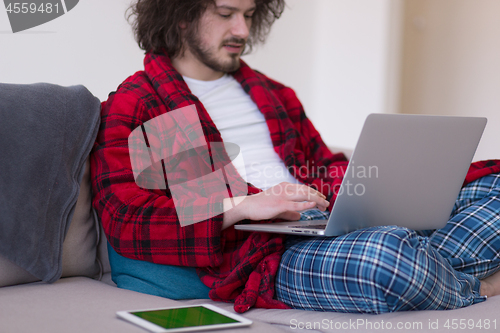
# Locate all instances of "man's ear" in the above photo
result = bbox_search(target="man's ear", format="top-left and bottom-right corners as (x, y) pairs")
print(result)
(179, 21), (188, 29)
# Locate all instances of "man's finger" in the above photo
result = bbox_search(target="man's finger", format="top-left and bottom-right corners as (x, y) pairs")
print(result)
(289, 201), (315, 212)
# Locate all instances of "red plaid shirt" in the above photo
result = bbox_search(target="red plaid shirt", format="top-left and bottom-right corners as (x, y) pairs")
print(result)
(90, 51), (500, 313)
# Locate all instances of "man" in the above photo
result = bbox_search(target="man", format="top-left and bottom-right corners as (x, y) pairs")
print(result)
(91, 0), (500, 314)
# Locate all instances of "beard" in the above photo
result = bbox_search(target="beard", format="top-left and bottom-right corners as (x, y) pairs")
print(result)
(185, 28), (245, 73)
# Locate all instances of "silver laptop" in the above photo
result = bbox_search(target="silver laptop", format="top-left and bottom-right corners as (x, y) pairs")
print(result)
(235, 113), (487, 236)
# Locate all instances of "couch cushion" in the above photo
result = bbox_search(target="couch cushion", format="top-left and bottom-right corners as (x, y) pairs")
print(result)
(97, 221), (111, 275)
(107, 242), (210, 299)
(0, 277), (284, 333)
(0, 159), (100, 287)
(60, 159), (100, 278)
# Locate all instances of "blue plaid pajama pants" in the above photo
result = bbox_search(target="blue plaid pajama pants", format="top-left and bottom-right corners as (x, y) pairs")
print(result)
(275, 174), (500, 313)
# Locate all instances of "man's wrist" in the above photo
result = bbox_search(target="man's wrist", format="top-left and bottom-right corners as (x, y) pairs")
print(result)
(222, 196), (249, 229)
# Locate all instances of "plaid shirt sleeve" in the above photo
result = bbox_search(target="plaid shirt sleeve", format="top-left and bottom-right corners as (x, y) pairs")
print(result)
(90, 79), (226, 268)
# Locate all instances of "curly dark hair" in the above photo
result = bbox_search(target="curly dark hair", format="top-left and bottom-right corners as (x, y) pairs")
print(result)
(126, 0), (286, 58)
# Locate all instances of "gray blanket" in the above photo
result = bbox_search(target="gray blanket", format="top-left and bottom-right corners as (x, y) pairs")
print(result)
(0, 83), (100, 283)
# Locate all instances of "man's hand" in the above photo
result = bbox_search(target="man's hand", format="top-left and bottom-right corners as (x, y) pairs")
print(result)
(222, 182), (329, 230)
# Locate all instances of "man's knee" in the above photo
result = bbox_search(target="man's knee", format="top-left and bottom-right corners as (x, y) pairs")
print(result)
(343, 227), (431, 294)
(347, 226), (423, 253)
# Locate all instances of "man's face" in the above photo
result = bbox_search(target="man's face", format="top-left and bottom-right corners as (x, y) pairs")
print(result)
(185, 0), (256, 74)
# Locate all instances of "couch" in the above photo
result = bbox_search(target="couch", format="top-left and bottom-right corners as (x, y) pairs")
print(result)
(1, 83), (499, 333)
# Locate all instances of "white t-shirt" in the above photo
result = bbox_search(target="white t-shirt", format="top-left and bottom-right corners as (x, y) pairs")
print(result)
(183, 74), (302, 190)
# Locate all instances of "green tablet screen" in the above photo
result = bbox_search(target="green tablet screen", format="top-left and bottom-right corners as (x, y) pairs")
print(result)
(131, 306), (238, 329)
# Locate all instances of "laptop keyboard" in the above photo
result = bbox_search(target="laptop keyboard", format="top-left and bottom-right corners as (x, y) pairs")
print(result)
(288, 224), (327, 229)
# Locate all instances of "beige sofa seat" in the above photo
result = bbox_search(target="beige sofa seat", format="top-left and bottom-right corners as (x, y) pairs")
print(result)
(179, 296), (500, 333)
(0, 277), (284, 333)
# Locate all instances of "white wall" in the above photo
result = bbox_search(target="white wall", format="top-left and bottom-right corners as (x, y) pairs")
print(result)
(0, 0), (144, 102)
(401, 0), (500, 161)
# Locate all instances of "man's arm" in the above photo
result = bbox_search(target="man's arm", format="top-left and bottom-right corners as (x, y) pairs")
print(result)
(91, 89), (226, 268)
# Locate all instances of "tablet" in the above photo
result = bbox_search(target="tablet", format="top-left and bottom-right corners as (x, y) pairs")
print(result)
(116, 304), (253, 333)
